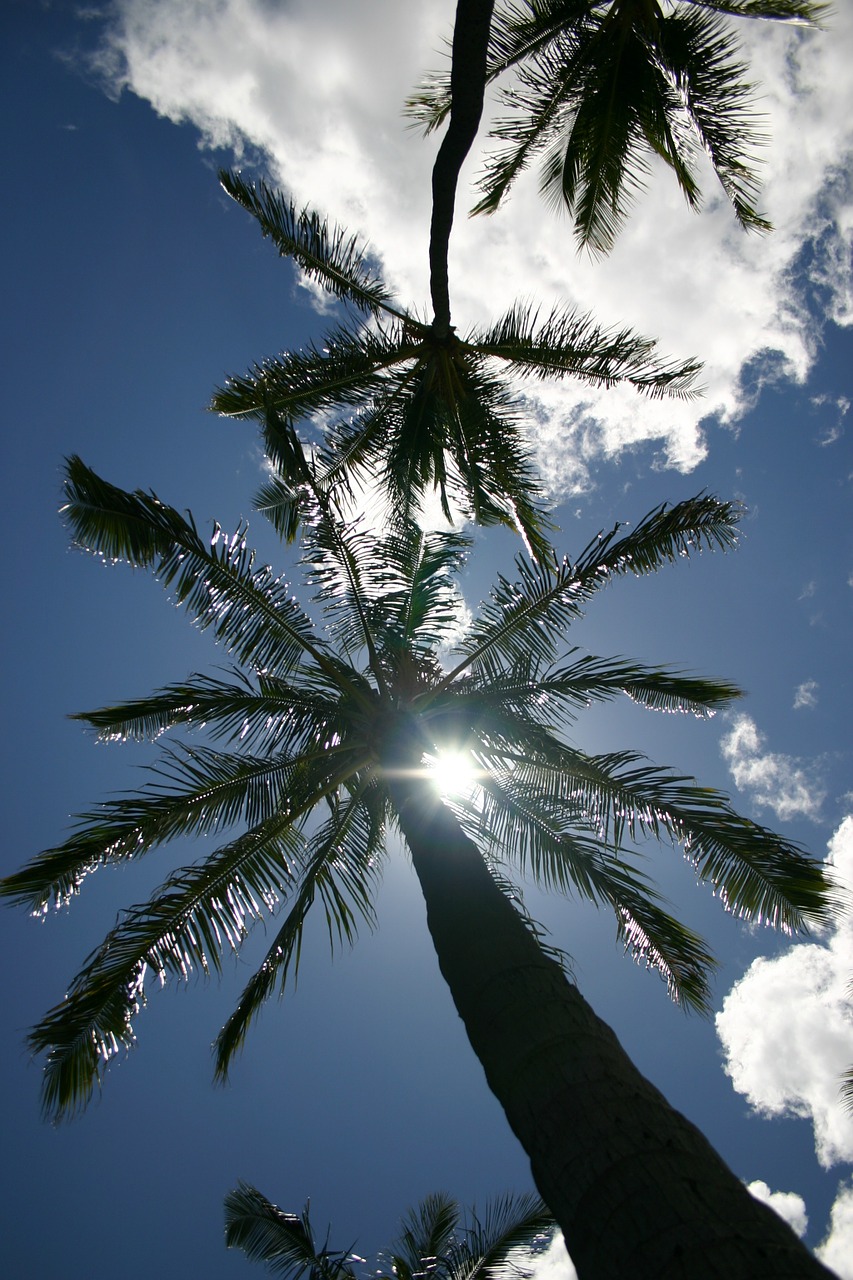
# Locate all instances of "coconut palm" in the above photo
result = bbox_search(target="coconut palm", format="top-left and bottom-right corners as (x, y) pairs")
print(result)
(407, 0), (829, 253)
(224, 1183), (554, 1280)
(212, 167), (700, 560)
(1, 457), (833, 1277)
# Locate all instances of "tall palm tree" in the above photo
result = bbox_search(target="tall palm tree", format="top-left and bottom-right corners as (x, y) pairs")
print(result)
(1, 457), (833, 1277)
(212, 167), (700, 560)
(224, 1183), (554, 1280)
(407, 0), (829, 253)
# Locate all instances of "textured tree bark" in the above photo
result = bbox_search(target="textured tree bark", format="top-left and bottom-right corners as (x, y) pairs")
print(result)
(429, 0), (495, 333)
(386, 772), (836, 1280)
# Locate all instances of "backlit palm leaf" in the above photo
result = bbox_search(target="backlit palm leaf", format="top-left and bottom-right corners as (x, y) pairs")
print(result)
(407, 0), (827, 251)
(214, 781), (387, 1078)
(2, 468), (828, 1117)
(225, 1184), (355, 1280)
(215, 175), (701, 557)
(226, 1186), (554, 1280)
(220, 170), (402, 322)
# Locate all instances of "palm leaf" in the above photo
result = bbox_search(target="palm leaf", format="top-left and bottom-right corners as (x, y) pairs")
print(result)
(220, 169), (403, 321)
(445, 1193), (554, 1280)
(507, 747), (830, 931)
(388, 1191), (461, 1279)
(448, 0), (825, 246)
(1, 745), (310, 913)
(62, 456), (325, 676)
(27, 814), (304, 1119)
(655, 9), (770, 233)
(444, 494), (740, 682)
(225, 1183), (356, 1280)
(693, 2), (829, 20)
(214, 780), (386, 1079)
(71, 670), (345, 756)
(466, 762), (716, 1009)
(471, 302), (702, 397)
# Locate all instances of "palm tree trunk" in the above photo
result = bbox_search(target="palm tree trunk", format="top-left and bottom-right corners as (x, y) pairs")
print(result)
(385, 772), (835, 1280)
(429, 0), (495, 334)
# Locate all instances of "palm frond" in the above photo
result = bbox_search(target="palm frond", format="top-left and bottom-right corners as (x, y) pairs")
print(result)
(62, 456), (324, 676)
(508, 747), (830, 932)
(444, 494), (740, 682)
(466, 764), (716, 1009)
(842, 1067), (853, 1114)
(471, 301), (702, 397)
(255, 467), (309, 544)
(375, 523), (472, 655)
(214, 781), (386, 1079)
(656, 10), (770, 234)
(28, 815), (304, 1119)
(1, 745), (308, 913)
(389, 1191), (461, 1278)
(471, 50), (575, 218)
(225, 1183), (356, 1280)
(692, 2), (829, 21)
(212, 320), (422, 423)
(539, 651), (742, 718)
(69, 670), (345, 756)
(220, 170), (402, 321)
(446, 1193), (554, 1280)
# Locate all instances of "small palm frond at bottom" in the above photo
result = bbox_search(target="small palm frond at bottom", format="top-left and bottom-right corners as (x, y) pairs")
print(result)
(227, 1184), (557, 1280)
(387, 1191), (461, 1280)
(445, 1193), (555, 1280)
(224, 1182), (356, 1280)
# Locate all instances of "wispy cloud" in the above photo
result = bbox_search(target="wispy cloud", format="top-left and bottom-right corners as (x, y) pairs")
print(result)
(80, 0), (853, 496)
(794, 680), (820, 710)
(811, 393), (850, 446)
(720, 714), (826, 821)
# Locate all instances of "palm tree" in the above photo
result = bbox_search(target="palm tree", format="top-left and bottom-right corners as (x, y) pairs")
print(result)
(224, 1183), (554, 1280)
(212, 167), (701, 561)
(407, 0), (829, 253)
(1, 457), (833, 1277)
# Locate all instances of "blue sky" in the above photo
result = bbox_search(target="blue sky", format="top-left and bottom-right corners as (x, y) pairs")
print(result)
(2, 2), (852, 1276)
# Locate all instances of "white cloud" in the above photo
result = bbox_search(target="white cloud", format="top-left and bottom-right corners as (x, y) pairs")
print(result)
(716, 816), (853, 1170)
(746, 1179), (808, 1238)
(816, 1182), (853, 1279)
(794, 680), (820, 710)
(720, 713), (827, 821)
(513, 1228), (577, 1280)
(81, 0), (853, 494)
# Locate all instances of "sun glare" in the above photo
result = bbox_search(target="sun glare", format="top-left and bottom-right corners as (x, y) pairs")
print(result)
(426, 749), (480, 799)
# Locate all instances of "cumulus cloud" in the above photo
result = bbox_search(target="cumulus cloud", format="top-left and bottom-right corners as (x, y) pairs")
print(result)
(746, 1180), (808, 1238)
(816, 1182), (853, 1280)
(794, 680), (820, 710)
(79, 0), (853, 495)
(720, 713), (827, 821)
(716, 816), (853, 1169)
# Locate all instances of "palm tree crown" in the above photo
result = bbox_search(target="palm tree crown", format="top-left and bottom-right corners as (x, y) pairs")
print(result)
(224, 1183), (554, 1280)
(407, 0), (830, 253)
(0, 456), (828, 1122)
(212, 169), (701, 560)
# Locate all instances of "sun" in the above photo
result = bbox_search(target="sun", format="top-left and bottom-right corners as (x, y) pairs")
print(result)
(425, 748), (481, 799)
